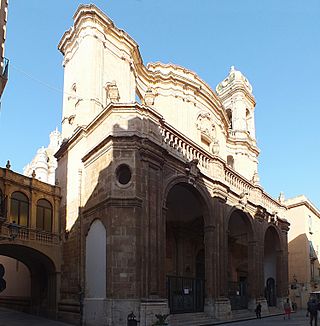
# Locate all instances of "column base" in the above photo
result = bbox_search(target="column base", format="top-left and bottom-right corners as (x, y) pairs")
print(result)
(204, 298), (232, 320)
(139, 298), (169, 326)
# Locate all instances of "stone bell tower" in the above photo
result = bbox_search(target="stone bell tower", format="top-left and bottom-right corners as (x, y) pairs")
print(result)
(216, 66), (260, 182)
(58, 4), (137, 140)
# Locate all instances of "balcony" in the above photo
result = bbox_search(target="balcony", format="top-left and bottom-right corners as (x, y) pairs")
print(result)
(0, 57), (8, 97)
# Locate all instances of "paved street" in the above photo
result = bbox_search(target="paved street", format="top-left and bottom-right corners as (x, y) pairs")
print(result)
(0, 307), (72, 326)
(0, 307), (313, 325)
(222, 309), (310, 325)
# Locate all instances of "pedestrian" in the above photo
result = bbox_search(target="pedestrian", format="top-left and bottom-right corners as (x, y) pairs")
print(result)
(255, 301), (262, 319)
(292, 301), (297, 312)
(307, 297), (319, 326)
(283, 298), (291, 320)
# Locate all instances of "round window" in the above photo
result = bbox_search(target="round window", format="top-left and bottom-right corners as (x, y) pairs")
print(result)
(116, 164), (132, 185)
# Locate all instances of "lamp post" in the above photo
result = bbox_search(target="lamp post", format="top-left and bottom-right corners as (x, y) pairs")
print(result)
(0, 221), (20, 241)
(7, 221), (20, 240)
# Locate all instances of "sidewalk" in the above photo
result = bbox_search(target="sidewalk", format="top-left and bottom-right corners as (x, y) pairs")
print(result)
(220, 309), (309, 325)
(0, 307), (72, 326)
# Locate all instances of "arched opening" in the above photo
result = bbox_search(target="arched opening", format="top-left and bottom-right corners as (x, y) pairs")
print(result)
(84, 219), (107, 324)
(165, 183), (206, 314)
(227, 210), (252, 310)
(246, 109), (252, 135)
(36, 199), (53, 232)
(0, 189), (4, 218)
(0, 256), (31, 310)
(227, 155), (235, 169)
(264, 227), (281, 307)
(10, 192), (29, 226)
(0, 244), (56, 316)
(226, 109), (233, 129)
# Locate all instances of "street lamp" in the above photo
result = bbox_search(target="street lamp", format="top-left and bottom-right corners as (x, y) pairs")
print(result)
(0, 221), (20, 241)
(7, 221), (20, 240)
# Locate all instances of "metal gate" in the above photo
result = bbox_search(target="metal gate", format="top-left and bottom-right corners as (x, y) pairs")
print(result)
(228, 279), (248, 310)
(167, 276), (204, 314)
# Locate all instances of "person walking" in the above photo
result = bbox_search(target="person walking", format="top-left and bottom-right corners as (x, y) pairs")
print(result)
(283, 298), (291, 320)
(307, 297), (319, 326)
(255, 302), (262, 319)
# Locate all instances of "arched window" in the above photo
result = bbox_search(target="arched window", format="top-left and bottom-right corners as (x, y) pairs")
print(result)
(226, 109), (233, 129)
(0, 189), (4, 217)
(246, 109), (251, 134)
(11, 192), (29, 226)
(227, 155), (235, 169)
(36, 199), (52, 232)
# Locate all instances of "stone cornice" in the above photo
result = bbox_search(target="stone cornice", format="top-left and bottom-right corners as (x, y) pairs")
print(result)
(0, 167), (61, 198)
(285, 196), (320, 218)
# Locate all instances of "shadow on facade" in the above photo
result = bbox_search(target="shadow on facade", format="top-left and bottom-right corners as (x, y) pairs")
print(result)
(58, 114), (288, 325)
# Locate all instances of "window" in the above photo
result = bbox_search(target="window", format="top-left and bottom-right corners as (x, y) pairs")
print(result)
(227, 155), (235, 169)
(226, 109), (233, 129)
(116, 164), (132, 185)
(36, 199), (52, 232)
(0, 189), (4, 217)
(11, 192), (29, 226)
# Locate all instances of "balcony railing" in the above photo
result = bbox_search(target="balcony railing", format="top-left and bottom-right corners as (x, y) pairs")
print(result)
(1, 222), (60, 245)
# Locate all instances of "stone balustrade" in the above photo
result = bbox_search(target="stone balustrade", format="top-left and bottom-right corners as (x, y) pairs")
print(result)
(158, 116), (284, 215)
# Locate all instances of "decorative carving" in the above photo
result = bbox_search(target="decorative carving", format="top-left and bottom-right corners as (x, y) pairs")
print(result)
(144, 88), (155, 106)
(239, 191), (249, 208)
(255, 206), (267, 221)
(105, 81), (120, 102)
(185, 159), (200, 185)
(278, 192), (285, 204)
(196, 112), (216, 141)
(211, 140), (220, 155)
(251, 171), (260, 185)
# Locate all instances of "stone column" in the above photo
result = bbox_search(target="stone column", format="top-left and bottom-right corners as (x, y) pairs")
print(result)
(204, 224), (216, 316)
(213, 197), (231, 320)
(247, 240), (259, 310)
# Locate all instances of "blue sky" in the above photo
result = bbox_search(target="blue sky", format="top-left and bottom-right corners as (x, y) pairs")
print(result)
(0, 0), (319, 208)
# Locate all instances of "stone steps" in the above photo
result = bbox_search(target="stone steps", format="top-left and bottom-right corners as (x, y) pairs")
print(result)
(168, 312), (217, 326)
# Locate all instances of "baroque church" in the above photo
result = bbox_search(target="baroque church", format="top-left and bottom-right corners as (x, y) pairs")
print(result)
(0, 3), (292, 326)
(54, 4), (289, 326)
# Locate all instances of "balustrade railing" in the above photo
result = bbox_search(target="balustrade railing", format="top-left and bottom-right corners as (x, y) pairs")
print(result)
(159, 122), (211, 170)
(1, 223), (59, 245)
(158, 118), (283, 214)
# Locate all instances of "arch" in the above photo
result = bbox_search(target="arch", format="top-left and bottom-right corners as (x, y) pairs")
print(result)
(165, 181), (208, 314)
(246, 108), (252, 134)
(85, 219), (106, 298)
(227, 208), (255, 310)
(0, 188), (4, 217)
(163, 176), (212, 227)
(10, 192), (29, 226)
(264, 225), (282, 306)
(226, 208), (255, 241)
(226, 108), (233, 129)
(0, 244), (57, 315)
(227, 155), (234, 169)
(36, 199), (53, 232)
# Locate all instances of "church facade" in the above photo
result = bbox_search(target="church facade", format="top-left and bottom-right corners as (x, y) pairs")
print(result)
(56, 5), (289, 326)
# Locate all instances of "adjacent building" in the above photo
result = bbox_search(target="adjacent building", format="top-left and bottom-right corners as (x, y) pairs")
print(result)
(23, 129), (62, 185)
(284, 195), (320, 309)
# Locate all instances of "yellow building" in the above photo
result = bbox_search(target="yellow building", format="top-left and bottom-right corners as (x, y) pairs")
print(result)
(284, 195), (320, 309)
